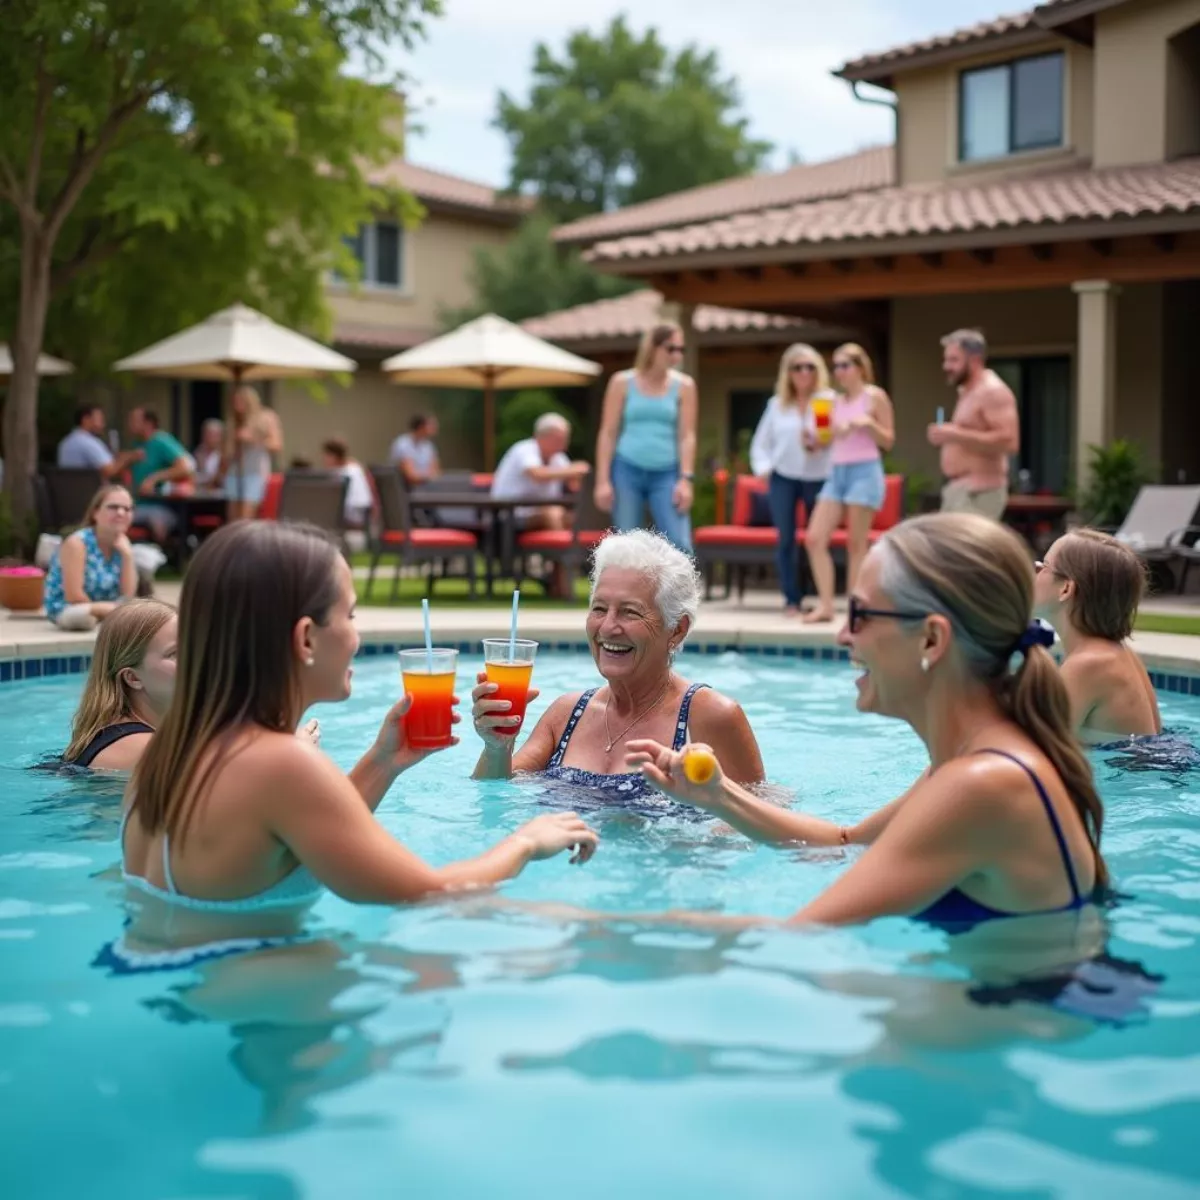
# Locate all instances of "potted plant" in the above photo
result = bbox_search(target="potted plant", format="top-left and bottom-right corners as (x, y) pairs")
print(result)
(0, 490), (46, 612)
(1077, 440), (1153, 529)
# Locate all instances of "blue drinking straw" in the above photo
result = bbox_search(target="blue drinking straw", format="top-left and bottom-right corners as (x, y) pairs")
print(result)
(936, 406), (945, 425)
(421, 598), (433, 672)
(508, 589), (520, 660)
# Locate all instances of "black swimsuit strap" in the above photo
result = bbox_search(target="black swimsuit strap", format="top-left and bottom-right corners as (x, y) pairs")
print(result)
(73, 721), (154, 768)
(973, 748), (1083, 903)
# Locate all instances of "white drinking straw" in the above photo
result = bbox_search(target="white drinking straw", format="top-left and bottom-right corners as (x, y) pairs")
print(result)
(421, 598), (433, 672)
(936, 406), (945, 425)
(509, 588), (520, 660)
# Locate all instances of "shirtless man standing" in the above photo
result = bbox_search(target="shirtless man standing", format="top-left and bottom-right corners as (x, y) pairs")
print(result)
(927, 329), (1020, 520)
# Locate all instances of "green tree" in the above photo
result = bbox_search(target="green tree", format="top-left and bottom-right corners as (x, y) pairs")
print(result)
(0, 0), (439, 534)
(440, 213), (633, 327)
(495, 16), (772, 224)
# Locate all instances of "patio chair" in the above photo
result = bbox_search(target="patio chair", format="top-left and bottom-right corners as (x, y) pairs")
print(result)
(367, 466), (478, 599)
(39, 466), (103, 529)
(512, 475), (610, 595)
(277, 471), (349, 540)
(1111, 485), (1200, 589)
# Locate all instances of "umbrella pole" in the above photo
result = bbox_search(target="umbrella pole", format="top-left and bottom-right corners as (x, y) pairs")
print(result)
(484, 375), (496, 470)
(232, 366), (245, 507)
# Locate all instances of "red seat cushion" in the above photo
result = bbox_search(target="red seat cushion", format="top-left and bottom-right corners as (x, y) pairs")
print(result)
(872, 475), (904, 531)
(693, 525), (779, 547)
(259, 473), (284, 521)
(796, 530), (883, 548)
(191, 515), (223, 529)
(577, 529), (608, 549)
(128, 527), (150, 542)
(409, 527), (476, 549)
(729, 474), (809, 528)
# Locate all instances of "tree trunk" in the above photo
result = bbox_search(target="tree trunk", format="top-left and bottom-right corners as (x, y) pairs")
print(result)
(3, 226), (52, 551)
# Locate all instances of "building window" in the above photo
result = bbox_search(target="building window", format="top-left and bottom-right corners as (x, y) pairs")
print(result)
(336, 220), (405, 290)
(990, 355), (1072, 493)
(959, 52), (1064, 161)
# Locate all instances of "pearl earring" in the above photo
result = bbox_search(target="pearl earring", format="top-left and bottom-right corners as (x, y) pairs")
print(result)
(305, 657), (315, 667)
(920, 656), (930, 673)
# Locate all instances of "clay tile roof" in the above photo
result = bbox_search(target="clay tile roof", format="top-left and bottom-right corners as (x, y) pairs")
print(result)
(332, 322), (436, 354)
(584, 157), (1200, 268)
(554, 146), (894, 246)
(836, 10), (1044, 83)
(365, 159), (532, 222)
(521, 289), (817, 346)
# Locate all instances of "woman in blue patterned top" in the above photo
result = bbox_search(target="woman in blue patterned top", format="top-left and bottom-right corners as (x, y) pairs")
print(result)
(43, 483), (138, 631)
(471, 529), (765, 804)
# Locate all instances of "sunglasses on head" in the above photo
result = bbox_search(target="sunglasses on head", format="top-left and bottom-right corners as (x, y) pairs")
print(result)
(847, 595), (927, 634)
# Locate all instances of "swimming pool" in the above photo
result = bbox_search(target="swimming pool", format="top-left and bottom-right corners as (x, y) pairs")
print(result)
(3, 650), (1200, 1199)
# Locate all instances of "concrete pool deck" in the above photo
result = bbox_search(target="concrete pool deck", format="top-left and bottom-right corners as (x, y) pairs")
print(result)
(3, 584), (1200, 680)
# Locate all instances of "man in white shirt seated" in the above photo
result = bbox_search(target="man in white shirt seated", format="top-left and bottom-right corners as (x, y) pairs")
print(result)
(390, 413), (441, 486)
(57, 404), (140, 479)
(491, 412), (591, 531)
(321, 437), (375, 530)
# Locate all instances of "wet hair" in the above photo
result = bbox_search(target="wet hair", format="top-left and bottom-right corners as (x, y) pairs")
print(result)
(941, 328), (988, 358)
(63, 600), (175, 763)
(877, 512), (1107, 888)
(82, 483), (132, 529)
(589, 529), (701, 642)
(833, 342), (875, 386)
(130, 521), (342, 843)
(634, 322), (683, 372)
(1053, 529), (1146, 641)
(774, 343), (830, 403)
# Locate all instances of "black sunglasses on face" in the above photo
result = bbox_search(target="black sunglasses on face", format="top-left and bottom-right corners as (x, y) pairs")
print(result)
(789, 362), (817, 373)
(847, 595), (928, 634)
(832, 360), (855, 371)
(664, 344), (685, 353)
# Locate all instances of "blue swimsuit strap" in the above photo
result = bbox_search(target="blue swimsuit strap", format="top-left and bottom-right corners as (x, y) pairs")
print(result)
(546, 682), (709, 769)
(974, 748), (1083, 904)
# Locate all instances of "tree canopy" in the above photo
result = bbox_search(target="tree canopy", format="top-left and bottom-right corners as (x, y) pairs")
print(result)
(495, 16), (772, 224)
(0, 0), (439, 529)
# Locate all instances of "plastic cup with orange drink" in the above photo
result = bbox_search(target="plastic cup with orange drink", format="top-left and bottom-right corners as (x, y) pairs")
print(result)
(399, 647), (458, 749)
(482, 637), (538, 736)
(810, 397), (833, 446)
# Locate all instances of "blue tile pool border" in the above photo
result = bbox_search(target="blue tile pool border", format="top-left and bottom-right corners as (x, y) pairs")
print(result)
(3, 639), (1199, 694)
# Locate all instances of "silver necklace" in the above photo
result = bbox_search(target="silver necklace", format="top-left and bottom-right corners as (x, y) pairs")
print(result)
(603, 681), (671, 752)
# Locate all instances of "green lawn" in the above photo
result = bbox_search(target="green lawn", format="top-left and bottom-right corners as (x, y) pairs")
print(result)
(355, 572), (590, 608)
(1135, 612), (1200, 636)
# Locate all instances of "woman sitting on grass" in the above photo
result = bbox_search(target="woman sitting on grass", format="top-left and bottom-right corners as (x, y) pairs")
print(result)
(1034, 529), (1161, 743)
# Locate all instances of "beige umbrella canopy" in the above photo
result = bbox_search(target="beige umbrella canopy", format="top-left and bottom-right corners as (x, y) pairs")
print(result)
(113, 302), (356, 381)
(0, 344), (73, 382)
(381, 313), (601, 467)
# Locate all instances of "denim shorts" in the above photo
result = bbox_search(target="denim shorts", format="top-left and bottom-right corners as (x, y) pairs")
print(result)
(818, 460), (886, 510)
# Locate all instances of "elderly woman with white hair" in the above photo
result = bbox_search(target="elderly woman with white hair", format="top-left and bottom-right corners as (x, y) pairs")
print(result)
(471, 529), (765, 798)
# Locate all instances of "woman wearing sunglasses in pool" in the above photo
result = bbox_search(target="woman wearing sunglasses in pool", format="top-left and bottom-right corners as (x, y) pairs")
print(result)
(625, 513), (1107, 934)
(593, 321), (698, 554)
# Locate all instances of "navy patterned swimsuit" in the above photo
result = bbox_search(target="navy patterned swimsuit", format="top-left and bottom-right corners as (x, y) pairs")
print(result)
(537, 683), (708, 816)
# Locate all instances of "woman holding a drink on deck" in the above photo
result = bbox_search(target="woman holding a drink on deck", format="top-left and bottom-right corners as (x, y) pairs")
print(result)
(749, 344), (836, 617)
(470, 530), (765, 805)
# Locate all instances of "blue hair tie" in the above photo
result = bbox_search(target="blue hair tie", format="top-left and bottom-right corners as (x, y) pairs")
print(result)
(1015, 618), (1056, 656)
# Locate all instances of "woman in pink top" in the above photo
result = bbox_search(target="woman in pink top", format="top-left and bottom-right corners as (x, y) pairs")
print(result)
(802, 343), (895, 623)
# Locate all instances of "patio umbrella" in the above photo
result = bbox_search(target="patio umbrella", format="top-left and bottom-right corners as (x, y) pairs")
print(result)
(381, 313), (601, 468)
(0, 344), (73, 382)
(114, 302), (356, 502)
(113, 302), (356, 381)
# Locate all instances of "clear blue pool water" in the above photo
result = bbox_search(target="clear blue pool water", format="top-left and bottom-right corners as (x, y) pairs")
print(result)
(3, 651), (1200, 1199)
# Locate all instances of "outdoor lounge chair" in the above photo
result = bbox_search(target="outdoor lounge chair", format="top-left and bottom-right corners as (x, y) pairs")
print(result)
(1111, 485), (1200, 589)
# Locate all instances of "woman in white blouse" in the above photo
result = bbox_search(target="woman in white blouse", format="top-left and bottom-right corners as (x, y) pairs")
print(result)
(748, 344), (835, 615)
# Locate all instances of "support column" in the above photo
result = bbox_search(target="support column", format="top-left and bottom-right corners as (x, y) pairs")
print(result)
(1072, 279), (1120, 493)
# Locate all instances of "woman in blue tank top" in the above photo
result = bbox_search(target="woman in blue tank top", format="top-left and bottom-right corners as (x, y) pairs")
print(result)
(626, 513), (1107, 933)
(594, 321), (698, 553)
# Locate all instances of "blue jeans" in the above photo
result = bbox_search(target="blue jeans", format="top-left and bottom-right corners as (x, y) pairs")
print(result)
(768, 473), (824, 607)
(611, 456), (692, 553)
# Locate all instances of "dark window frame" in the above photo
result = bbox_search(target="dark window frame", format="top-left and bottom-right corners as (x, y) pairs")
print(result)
(958, 51), (1065, 162)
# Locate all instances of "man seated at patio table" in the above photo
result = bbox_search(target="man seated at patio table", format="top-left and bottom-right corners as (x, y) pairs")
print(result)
(58, 404), (143, 480)
(391, 413), (441, 486)
(491, 412), (591, 597)
(126, 407), (195, 544)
